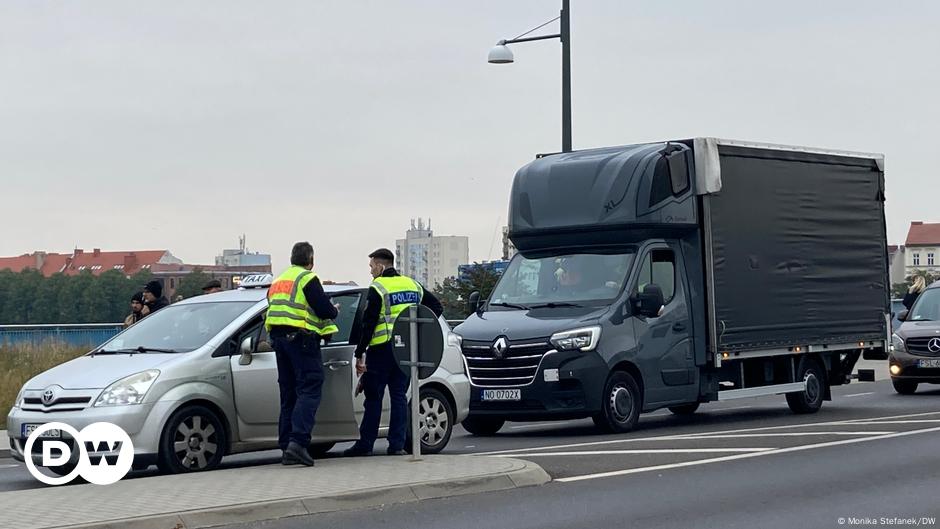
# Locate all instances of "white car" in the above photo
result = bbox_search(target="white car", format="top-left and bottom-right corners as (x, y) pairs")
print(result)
(7, 275), (469, 474)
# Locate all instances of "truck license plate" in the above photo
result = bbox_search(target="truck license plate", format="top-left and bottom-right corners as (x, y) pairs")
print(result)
(482, 389), (521, 401)
(21, 424), (60, 439)
(919, 359), (940, 368)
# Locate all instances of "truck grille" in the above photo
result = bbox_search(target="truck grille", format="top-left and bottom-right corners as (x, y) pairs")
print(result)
(906, 337), (940, 357)
(462, 339), (552, 387)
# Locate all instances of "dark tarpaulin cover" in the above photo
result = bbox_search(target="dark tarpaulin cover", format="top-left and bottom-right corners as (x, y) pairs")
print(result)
(708, 145), (888, 350)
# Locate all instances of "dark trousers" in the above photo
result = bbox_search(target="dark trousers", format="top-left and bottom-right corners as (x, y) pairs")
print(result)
(272, 332), (324, 450)
(357, 342), (409, 451)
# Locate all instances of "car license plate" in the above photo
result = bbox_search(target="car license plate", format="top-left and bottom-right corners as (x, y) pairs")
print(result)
(21, 424), (60, 439)
(919, 359), (940, 368)
(482, 389), (521, 401)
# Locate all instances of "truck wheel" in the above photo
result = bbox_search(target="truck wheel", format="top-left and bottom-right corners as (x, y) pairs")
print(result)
(668, 403), (700, 416)
(892, 379), (918, 395)
(786, 359), (826, 414)
(158, 405), (226, 474)
(461, 416), (505, 436)
(593, 371), (641, 433)
(307, 443), (335, 458)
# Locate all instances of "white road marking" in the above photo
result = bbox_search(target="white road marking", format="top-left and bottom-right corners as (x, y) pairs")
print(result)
(475, 411), (940, 456)
(496, 448), (775, 457)
(464, 446), (476, 449)
(0, 464), (18, 469)
(663, 432), (894, 439)
(556, 425), (940, 483)
(511, 422), (572, 430)
(844, 392), (875, 398)
(839, 420), (940, 425)
(712, 405), (754, 412)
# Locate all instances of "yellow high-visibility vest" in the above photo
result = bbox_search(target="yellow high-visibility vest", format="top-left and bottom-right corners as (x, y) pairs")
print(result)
(369, 275), (423, 346)
(265, 266), (338, 335)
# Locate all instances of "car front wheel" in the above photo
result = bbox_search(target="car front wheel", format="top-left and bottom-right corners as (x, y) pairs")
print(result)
(158, 405), (226, 474)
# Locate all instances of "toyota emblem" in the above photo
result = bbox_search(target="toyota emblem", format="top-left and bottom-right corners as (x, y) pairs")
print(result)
(41, 386), (58, 406)
(492, 337), (510, 359)
(928, 338), (940, 354)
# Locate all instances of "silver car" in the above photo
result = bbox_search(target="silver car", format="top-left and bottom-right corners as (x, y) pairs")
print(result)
(7, 277), (469, 474)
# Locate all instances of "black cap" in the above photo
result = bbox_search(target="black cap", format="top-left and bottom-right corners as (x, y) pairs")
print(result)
(202, 279), (223, 291)
(131, 291), (144, 303)
(143, 280), (163, 298)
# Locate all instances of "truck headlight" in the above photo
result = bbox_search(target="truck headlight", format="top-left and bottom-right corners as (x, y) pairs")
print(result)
(550, 326), (601, 352)
(94, 370), (160, 407)
(891, 333), (906, 353)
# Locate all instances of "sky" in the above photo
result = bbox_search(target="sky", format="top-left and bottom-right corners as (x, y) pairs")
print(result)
(1, 0), (938, 286)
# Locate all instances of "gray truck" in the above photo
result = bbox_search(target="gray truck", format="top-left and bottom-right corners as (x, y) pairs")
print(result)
(456, 138), (890, 435)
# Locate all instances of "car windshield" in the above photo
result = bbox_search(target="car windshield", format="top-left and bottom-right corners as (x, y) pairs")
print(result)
(488, 251), (635, 308)
(910, 289), (940, 322)
(99, 301), (256, 353)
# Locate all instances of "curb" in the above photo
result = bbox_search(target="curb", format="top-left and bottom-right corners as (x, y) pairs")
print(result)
(63, 460), (551, 529)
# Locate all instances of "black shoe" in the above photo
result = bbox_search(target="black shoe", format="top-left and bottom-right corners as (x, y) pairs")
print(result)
(284, 441), (315, 467)
(343, 445), (373, 457)
(387, 449), (408, 456)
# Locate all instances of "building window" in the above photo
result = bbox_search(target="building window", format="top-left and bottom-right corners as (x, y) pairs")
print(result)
(913, 253), (921, 266)
(930, 253), (936, 266)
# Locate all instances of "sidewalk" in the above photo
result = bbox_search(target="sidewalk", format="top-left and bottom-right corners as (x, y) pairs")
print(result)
(0, 455), (549, 529)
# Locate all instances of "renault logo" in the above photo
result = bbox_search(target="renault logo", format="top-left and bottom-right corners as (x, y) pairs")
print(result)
(928, 338), (940, 354)
(492, 337), (510, 359)
(41, 385), (60, 406)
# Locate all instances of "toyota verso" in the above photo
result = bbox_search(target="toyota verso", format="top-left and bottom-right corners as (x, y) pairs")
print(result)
(890, 281), (940, 394)
(7, 276), (469, 474)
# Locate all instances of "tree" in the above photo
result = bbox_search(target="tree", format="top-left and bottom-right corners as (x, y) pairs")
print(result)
(175, 268), (212, 300)
(432, 264), (502, 320)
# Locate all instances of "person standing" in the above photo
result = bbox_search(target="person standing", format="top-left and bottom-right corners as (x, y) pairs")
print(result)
(904, 276), (928, 310)
(344, 248), (443, 457)
(266, 242), (338, 467)
(142, 280), (170, 316)
(124, 292), (146, 328)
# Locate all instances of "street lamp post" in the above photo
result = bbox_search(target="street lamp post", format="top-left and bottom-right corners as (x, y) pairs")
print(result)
(489, 0), (572, 152)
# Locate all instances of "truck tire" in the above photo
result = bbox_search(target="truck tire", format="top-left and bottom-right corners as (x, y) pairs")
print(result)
(157, 405), (226, 474)
(786, 359), (826, 414)
(593, 371), (642, 433)
(892, 379), (918, 395)
(668, 403), (700, 416)
(461, 416), (505, 436)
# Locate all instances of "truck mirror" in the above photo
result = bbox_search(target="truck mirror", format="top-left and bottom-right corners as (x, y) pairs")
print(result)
(898, 310), (909, 322)
(239, 336), (254, 365)
(635, 284), (665, 318)
(467, 291), (482, 313)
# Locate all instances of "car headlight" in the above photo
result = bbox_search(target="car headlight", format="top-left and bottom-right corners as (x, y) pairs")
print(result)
(550, 326), (601, 352)
(94, 370), (160, 407)
(447, 332), (463, 349)
(12, 386), (26, 409)
(891, 333), (906, 353)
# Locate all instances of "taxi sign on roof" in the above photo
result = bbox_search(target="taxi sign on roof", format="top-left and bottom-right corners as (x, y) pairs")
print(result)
(238, 274), (274, 289)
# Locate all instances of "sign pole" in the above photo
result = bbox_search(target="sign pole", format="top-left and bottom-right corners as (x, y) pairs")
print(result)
(408, 305), (422, 461)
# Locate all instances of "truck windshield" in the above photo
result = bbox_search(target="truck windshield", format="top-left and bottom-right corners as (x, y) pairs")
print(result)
(98, 301), (256, 353)
(910, 289), (940, 322)
(488, 251), (635, 308)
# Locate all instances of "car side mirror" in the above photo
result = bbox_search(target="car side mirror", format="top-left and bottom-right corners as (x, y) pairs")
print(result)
(239, 336), (254, 366)
(898, 310), (909, 323)
(467, 291), (482, 313)
(634, 284), (665, 318)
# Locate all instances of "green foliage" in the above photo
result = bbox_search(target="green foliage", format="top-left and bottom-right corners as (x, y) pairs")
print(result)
(894, 270), (940, 298)
(0, 269), (153, 324)
(175, 267), (211, 299)
(433, 264), (502, 320)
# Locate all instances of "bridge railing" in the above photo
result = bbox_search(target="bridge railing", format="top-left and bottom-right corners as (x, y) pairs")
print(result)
(0, 323), (124, 349)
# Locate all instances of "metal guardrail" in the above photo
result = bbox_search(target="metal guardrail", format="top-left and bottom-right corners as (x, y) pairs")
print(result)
(0, 323), (123, 348)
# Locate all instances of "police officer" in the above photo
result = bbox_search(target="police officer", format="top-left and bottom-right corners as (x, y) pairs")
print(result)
(344, 248), (443, 456)
(266, 242), (339, 466)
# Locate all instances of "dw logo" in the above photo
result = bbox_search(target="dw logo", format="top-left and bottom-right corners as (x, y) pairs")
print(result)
(24, 422), (134, 486)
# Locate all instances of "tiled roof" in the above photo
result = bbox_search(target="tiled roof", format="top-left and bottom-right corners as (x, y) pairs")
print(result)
(906, 222), (940, 246)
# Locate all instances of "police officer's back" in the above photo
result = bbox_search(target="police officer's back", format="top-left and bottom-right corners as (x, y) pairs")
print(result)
(266, 242), (338, 466)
